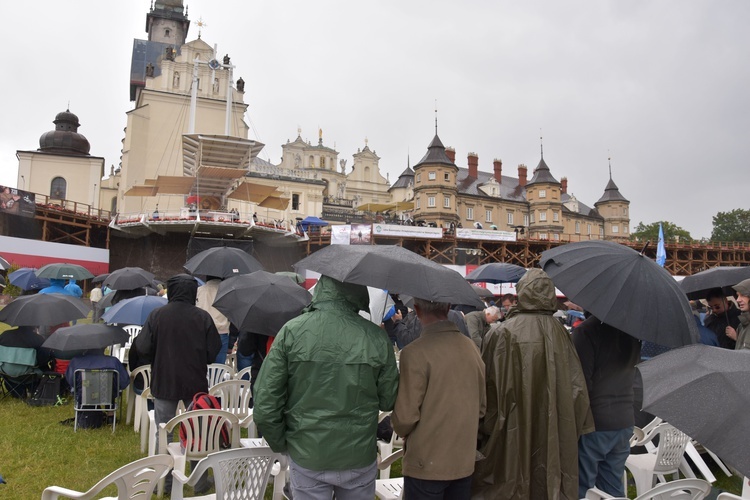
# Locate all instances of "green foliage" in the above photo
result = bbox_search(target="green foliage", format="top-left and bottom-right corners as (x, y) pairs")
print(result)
(3, 263), (22, 298)
(711, 208), (750, 242)
(630, 221), (692, 243)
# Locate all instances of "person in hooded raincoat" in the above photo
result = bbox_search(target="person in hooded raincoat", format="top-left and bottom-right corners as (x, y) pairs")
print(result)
(472, 268), (594, 500)
(253, 275), (399, 500)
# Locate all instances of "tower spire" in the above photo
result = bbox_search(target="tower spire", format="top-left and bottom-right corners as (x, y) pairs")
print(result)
(434, 99), (438, 135)
(608, 156), (613, 179)
(540, 129), (544, 159)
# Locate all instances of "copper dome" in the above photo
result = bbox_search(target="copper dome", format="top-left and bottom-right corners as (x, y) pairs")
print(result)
(38, 109), (90, 155)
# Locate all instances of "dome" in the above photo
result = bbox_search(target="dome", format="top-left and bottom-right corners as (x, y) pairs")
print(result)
(38, 109), (91, 155)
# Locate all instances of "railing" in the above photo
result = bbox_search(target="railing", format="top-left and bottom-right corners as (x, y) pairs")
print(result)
(36, 195), (111, 221)
(112, 210), (293, 232)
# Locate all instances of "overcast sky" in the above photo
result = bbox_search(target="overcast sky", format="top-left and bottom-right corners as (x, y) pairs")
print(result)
(2, 0), (748, 239)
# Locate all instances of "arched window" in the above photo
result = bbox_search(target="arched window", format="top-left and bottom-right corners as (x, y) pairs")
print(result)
(50, 177), (67, 200)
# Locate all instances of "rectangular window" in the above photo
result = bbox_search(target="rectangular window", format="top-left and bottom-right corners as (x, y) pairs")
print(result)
(507, 212), (514, 225)
(444, 196), (450, 208)
(486, 210), (492, 222)
(575, 221), (580, 234)
(612, 225), (619, 233)
(444, 172), (450, 182)
(539, 189), (547, 198)
(428, 196), (436, 208)
(587, 224), (592, 235)
(428, 171), (436, 180)
(530, 212), (535, 223)
(416, 173), (421, 183)
(524, 214), (529, 226)
(600, 227), (604, 236)
(416, 198), (420, 209)
(539, 211), (547, 222)
(540, 233), (548, 240)
(623, 207), (628, 215)
(553, 211), (559, 222)
(467, 207), (474, 220)
(553, 233), (560, 241)
(292, 193), (300, 210)
(624, 225), (629, 234)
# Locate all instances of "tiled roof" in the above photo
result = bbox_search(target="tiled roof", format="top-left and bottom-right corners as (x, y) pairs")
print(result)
(413, 135), (455, 168)
(526, 157), (560, 185)
(389, 166), (414, 190)
(595, 177), (629, 204)
(455, 168), (527, 202)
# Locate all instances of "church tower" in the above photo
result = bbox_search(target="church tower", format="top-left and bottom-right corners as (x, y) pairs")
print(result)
(146, 0), (190, 45)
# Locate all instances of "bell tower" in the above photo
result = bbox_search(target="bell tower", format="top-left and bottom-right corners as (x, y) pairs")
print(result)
(146, 0), (190, 46)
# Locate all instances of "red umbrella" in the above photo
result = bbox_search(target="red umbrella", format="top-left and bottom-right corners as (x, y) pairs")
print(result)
(186, 195), (201, 205)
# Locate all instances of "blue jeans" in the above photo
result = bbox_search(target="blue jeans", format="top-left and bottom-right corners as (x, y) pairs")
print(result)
(403, 475), (472, 499)
(290, 459), (377, 500)
(214, 333), (229, 364)
(578, 427), (633, 498)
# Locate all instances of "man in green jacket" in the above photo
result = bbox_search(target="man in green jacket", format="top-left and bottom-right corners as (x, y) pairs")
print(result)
(254, 275), (399, 499)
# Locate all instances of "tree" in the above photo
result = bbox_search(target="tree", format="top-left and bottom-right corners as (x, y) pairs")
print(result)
(630, 221), (692, 243)
(711, 209), (750, 242)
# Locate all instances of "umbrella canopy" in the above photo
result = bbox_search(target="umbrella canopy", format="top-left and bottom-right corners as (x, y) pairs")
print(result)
(102, 267), (155, 291)
(471, 284), (494, 299)
(184, 247), (264, 279)
(275, 271), (305, 284)
(465, 263), (527, 284)
(92, 273), (110, 284)
(8, 268), (51, 291)
(0, 255), (10, 270)
(638, 345), (750, 477)
(680, 266), (750, 300)
(35, 263), (94, 281)
(294, 245), (485, 308)
(42, 323), (129, 353)
(101, 295), (167, 326)
(212, 271), (312, 337)
(539, 240), (698, 348)
(0, 294), (90, 326)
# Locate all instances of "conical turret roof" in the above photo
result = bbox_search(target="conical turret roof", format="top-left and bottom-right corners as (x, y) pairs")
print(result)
(595, 176), (629, 204)
(413, 135), (455, 168)
(526, 156), (560, 185)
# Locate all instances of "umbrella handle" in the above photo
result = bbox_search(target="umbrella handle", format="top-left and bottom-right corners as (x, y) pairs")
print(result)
(640, 241), (650, 255)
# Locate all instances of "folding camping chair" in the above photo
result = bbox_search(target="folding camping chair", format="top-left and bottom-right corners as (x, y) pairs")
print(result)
(73, 369), (119, 432)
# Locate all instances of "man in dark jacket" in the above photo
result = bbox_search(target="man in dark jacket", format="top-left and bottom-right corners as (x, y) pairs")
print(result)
(133, 274), (220, 491)
(572, 316), (641, 498)
(704, 288), (741, 349)
(465, 306), (501, 350)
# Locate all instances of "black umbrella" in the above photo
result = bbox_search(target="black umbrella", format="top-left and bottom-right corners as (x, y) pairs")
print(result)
(540, 240), (698, 347)
(42, 323), (130, 353)
(471, 284), (494, 299)
(101, 295), (168, 326)
(465, 262), (527, 284)
(0, 294), (90, 326)
(102, 267), (155, 291)
(8, 268), (51, 291)
(0, 255), (10, 270)
(0, 326), (46, 348)
(213, 271), (312, 337)
(92, 273), (110, 284)
(638, 344), (750, 477)
(275, 271), (306, 284)
(679, 266), (750, 300)
(35, 263), (94, 281)
(184, 247), (264, 278)
(294, 245), (485, 308)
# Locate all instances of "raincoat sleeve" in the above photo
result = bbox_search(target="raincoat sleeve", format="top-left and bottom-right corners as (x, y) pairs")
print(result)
(478, 324), (503, 442)
(571, 328), (595, 390)
(253, 329), (290, 453)
(391, 347), (425, 437)
(377, 341), (400, 412)
(134, 316), (155, 362)
(204, 317), (221, 363)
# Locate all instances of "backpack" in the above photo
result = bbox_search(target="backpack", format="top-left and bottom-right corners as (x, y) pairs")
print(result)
(179, 392), (231, 451)
(27, 373), (66, 407)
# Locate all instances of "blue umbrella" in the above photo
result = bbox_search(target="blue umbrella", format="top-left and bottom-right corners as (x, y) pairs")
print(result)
(8, 268), (51, 291)
(101, 295), (167, 326)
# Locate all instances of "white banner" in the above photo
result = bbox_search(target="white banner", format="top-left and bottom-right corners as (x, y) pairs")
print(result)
(372, 223), (443, 239)
(330, 225), (352, 245)
(456, 228), (516, 241)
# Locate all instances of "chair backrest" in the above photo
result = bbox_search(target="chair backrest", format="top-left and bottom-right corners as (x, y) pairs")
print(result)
(162, 409), (240, 459)
(209, 379), (253, 420)
(129, 364), (151, 391)
(122, 325), (142, 344)
(0, 345), (38, 377)
(207, 363), (233, 388)
(185, 447), (280, 500)
(41, 454), (173, 500)
(652, 424), (691, 474)
(634, 478), (711, 500)
(74, 369), (118, 410)
(235, 366), (253, 381)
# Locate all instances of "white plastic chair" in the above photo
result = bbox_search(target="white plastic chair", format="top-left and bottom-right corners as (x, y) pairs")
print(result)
(157, 408), (241, 496)
(375, 449), (404, 500)
(377, 411), (401, 480)
(171, 446), (280, 500)
(207, 363), (233, 388)
(125, 364), (151, 430)
(241, 438), (289, 500)
(41, 454), (173, 500)
(586, 477), (711, 499)
(625, 423), (692, 496)
(235, 366), (253, 381)
(209, 379), (256, 436)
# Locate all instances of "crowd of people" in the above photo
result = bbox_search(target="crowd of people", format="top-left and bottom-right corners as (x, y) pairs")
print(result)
(2, 259), (750, 500)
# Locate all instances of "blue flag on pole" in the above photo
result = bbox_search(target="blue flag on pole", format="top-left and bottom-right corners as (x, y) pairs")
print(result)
(656, 223), (667, 267)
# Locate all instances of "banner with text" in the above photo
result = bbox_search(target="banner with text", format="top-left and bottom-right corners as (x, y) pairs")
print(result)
(0, 186), (35, 218)
(456, 228), (516, 241)
(330, 225), (352, 245)
(372, 224), (443, 239)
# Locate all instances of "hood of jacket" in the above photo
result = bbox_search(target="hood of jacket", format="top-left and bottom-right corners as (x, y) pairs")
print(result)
(515, 268), (558, 314)
(309, 275), (369, 312)
(166, 274), (198, 304)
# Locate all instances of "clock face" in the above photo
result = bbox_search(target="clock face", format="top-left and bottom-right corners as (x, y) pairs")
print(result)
(208, 59), (221, 70)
